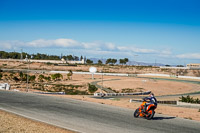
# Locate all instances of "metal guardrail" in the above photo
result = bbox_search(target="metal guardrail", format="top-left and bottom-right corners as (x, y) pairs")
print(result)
(94, 91), (151, 97)
(34, 92), (65, 95)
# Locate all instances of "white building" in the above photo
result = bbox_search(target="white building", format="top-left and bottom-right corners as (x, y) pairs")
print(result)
(66, 59), (85, 64)
(0, 58), (85, 64)
(187, 63), (200, 69)
(0, 83), (10, 90)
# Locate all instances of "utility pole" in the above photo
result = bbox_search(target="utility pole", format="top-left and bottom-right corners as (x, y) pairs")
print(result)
(101, 69), (103, 93)
(26, 55), (30, 92)
(20, 49), (23, 60)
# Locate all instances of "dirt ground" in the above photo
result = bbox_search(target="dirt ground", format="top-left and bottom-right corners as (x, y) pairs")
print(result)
(0, 110), (75, 133)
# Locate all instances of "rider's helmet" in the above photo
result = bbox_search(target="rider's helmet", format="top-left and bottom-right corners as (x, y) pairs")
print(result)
(149, 92), (154, 97)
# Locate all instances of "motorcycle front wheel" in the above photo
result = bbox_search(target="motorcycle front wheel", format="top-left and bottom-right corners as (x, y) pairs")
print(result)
(133, 108), (140, 118)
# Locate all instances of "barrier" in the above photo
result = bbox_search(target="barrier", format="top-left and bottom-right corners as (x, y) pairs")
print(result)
(94, 91), (151, 97)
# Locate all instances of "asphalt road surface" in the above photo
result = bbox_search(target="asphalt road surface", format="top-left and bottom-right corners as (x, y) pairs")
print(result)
(0, 90), (200, 133)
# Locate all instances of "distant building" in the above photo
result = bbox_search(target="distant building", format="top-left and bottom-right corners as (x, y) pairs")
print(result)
(0, 58), (85, 64)
(187, 63), (200, 69)
(160, 66), (188, 69)
(0, 83), (10, 90)
(66, 59), (85, 64)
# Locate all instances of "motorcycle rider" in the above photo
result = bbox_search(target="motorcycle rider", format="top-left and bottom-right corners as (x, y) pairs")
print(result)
(142, 93), (157, 113)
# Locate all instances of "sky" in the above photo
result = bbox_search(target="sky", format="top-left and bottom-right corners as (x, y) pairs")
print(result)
(0, 0), (200, 65)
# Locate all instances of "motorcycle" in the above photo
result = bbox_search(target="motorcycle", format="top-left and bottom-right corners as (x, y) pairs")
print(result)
(133, 99), (157, 120)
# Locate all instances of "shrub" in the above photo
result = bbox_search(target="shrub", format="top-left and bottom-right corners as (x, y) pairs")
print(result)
(122, 88), (135, 93)
(107, 87), (119, 93)
(13, 76), (20, 82)
(0, 73), (2, 80)
(179, 95), (200, 104)
(88, 83), (98, 93)
(51, 73), (63, 81)
(29, 75), (36, 81)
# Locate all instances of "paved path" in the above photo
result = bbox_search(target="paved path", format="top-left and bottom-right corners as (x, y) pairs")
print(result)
(90, 79), (120, 93)
(0, 90), (200, 133)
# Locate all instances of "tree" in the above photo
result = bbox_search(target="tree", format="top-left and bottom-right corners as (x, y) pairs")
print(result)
(80, 55), (83, 61)
(98, 60), (103, 65)
(111, 59), (117, 64)
(106, 58), (117, 65)
(124, 58), (129, 63)
(119, 59), (125, 65)
(106, 58), (112, 64)
(119, 58), (129, 65)
(66, 55), (74, 61)
(177, 65), (184, 67)
(86, 59), (93, 64)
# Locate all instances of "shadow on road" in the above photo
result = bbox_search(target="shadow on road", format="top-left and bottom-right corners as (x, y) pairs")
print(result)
(153, 117), (176, 120)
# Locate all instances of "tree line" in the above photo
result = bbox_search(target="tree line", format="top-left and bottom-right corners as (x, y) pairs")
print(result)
(0, 51), (129, 65)
(86, 58), (129, 65)
(0, 51), (84, 61)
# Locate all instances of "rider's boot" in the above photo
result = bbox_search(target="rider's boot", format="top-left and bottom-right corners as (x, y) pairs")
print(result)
(142, 105), (147, 113)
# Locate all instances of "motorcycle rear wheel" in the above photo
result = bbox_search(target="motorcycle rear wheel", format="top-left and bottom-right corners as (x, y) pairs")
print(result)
(146, 109), (155, 120)
(133, 108), (140, 118)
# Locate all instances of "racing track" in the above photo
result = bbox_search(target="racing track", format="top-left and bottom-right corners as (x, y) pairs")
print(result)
(0, 90), (200, 133)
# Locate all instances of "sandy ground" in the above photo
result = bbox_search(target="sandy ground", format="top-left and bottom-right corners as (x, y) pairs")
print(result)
(100, 76), (200, 96)
(0, 110), (75, 133)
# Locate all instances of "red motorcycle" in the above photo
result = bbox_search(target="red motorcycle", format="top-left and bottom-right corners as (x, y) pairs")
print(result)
(134, 99), (157, 120)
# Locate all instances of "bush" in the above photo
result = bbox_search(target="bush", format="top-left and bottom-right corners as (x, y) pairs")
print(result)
(122, 88), (135, 93)
(179, 95), (200, 104)
(88, 83), (98, 93)
(0, 73), (2, 80)
(29, 75), (36, 81)
(13, 76), (19, 82)
(107, 87), (119, 93)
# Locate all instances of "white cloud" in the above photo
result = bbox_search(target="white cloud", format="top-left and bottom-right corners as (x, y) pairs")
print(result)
(82, 42), (100, 50)
(105, 42), (116, 50)
(176, 53), (200, 59)
(117, 46), (157, 53)
(0, 38), (173, 58)
(0, 42), (12, 50)
(28, 39), (53, 47)
(27, 38), (79, 48)
(54, 39), (79, 47)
